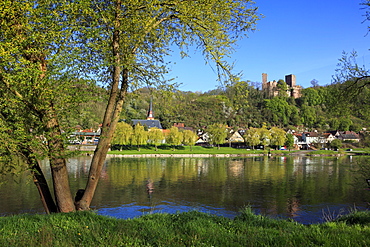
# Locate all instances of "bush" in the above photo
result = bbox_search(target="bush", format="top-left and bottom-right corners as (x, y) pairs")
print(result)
(330, 139), (342, 149)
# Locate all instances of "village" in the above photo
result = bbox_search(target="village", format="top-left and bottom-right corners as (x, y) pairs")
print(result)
(71, 101), (363, 152)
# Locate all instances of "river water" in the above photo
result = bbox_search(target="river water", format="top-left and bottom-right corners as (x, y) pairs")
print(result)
(1, 155), (369, 224)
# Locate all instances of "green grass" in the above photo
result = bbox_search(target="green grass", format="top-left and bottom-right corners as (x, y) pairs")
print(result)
(347, 148), (370, 155)
(1, 209), (370, 246)
(108, 145), (292, 156)
(308, 150), (342, 155)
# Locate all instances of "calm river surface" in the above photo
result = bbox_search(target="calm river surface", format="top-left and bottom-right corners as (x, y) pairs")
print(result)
(1, 155), (370, 224)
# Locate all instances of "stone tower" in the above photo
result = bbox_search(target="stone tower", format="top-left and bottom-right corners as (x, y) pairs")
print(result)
(285, 74), (296, 87)
(262, 73), (268, 84)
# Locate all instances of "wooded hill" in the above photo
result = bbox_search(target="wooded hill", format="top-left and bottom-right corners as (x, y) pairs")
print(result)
(79, 80), (370, 134)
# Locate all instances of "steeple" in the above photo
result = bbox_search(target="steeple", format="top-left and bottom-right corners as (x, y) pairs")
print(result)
(147, 98), (154, 120)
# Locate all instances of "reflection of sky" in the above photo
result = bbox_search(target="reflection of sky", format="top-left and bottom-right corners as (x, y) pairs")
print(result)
(97, 201), (238, 220)
(96, 202), (367, 225)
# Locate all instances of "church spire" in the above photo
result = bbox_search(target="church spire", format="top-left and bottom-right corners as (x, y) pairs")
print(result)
(147, 98), (154, 120)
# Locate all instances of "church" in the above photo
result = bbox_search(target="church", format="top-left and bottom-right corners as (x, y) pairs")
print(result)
(131, 100), (163, 129)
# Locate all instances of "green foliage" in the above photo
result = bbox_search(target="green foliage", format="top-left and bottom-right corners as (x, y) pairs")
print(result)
(335, 210), (370, 225)
(207, 124), (228, 149)
(182, 130), (198, 151)
(108, 146), (268, 155)
(131, 123), (147, 151)
(166, 127), (183, 149)
(259, 124), (271, 148)
(269, 127), (287, 148)
(0, 0), (95, 170)
(110, 78), (370, 133)
(244, 127), (260, 148)
(264, 97), (297, 126)
(276, 80), (289, 97)
(285, 133), (295, 150)
(360, 132), (370, 147)
(147, 127), (164, 151)
(111, 122), (133, 149)
(225, 80), (250, 113)
(301, 88), (323, 106)
(339, 118), (353, 131)
(330, 139), (342, 149)
(1, 210), (370, 246)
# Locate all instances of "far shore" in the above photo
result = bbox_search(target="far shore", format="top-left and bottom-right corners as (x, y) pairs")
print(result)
(70, 145), (370, 158)
(105, 150), (351, 158)
(106, 153), (267, 158)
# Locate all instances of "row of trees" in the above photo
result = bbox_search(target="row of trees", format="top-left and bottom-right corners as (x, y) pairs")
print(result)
(244, 126), (291, 150)
(111, 122), (291, 151)
(112, 122), (198, 151)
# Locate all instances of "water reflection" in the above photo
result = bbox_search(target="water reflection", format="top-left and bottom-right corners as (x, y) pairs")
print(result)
(1, 156), (369, 224)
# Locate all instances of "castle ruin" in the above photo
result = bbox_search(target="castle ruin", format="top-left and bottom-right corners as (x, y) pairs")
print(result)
(262, 73), (302, 98)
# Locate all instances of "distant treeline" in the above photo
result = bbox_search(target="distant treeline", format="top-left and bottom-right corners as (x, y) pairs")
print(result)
(72, 81), (370, 134)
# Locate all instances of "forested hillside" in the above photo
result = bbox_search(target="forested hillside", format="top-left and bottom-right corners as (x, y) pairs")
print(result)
(77, 79), (370, 133)
(125, 81), (370, 132)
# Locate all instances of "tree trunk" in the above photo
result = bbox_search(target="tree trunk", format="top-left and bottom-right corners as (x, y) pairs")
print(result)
(76, 71), (127, 210)
(76, 2), (128, 210)
(28, 154), (58, 214)
(45, 107), (75, 212)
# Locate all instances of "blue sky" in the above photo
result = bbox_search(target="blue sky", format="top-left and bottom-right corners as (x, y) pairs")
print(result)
(165, 0), (370, 92)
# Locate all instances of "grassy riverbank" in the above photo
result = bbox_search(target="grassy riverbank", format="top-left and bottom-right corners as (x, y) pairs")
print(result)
(105, 145), (370, 156)
(107, 145), (291, 156)
(1, 209), (370, 246)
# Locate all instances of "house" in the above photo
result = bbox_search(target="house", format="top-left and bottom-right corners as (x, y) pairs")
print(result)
(302, 132), (321, 144)
(293, 131), (336, 149)
(195, 131), (210, 146)
(322, 133), (336, 143)
(227, 130), (245, 143)
(72, 128), (101, 144)
(302, 131), (336, 145)
(173, 123), (194, 132)
(338, 131), (360, 142)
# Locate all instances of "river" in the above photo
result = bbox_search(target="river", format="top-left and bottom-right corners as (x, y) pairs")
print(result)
(1, 155), (369, 224)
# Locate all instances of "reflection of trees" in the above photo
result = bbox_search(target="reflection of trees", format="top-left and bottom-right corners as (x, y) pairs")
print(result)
(349, 157), (370, 191)
(86, 156), (370, 215)
(2, 156), (369, 216)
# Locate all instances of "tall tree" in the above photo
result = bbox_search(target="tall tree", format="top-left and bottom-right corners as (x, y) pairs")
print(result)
(111, 122), (133, 150)
(269, 127), (287, 150)
(131, 123), (148, 151)
(1, 0), (260, 212)
(166, 126), (183, 150)
(0, 0), (97, 213)
(244, 128), (260, 149)
(207, 124), (228, 149)
(258, 124), (271, 149)
(75, 0), (260, 211)
(182, 130), (198, 151)
(147, 127), (164, 151)
(285, 133), (295, 151)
